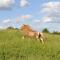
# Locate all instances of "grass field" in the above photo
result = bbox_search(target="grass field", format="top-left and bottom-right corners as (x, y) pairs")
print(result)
(0, 29), (60, 60)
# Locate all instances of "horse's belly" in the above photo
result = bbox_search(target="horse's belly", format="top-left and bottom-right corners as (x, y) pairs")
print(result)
(28, 32), (34, 36)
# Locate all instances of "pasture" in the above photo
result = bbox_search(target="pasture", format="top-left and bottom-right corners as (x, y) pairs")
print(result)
(0, 29), (60, 60)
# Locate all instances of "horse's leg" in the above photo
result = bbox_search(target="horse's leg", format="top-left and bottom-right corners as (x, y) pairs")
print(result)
(40, 37), (44, 44)
(36, 36), (44, 44)
(22, 34), (26, 39)
(22, 36), (25, 39)
(35, 35), (39, 41)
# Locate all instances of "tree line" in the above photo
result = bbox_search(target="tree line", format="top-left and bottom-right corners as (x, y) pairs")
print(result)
(1, 26), (60, 35)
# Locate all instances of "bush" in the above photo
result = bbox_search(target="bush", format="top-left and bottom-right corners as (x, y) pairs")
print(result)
(53, 31), (60, 35)
(42, 28), (49, 33)
(7, 26), (15, 29)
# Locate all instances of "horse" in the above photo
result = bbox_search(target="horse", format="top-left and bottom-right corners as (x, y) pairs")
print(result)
(21, 24), (44, 44)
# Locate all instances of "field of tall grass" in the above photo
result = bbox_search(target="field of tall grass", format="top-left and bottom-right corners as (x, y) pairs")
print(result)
(0, 29), (60, 60)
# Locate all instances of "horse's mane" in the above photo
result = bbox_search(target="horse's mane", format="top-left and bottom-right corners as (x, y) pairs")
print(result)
(21, 24), (36, 32)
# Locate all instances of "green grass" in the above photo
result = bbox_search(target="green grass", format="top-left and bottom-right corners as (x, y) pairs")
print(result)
(0, 29), (60, 60)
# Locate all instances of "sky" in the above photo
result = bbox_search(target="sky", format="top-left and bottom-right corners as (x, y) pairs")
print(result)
(0, 0), (60, 32)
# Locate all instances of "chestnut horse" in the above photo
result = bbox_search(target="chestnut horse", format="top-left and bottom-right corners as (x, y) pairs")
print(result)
(21, 24), (44, 44)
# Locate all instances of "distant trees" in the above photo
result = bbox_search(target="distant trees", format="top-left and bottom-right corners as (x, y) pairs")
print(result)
(6, 26), (60, 35)
(42, 28), (60, 34)
(53, 31), (60, 35)
(42, 28), (49, 33)
(7, 26), (15, 29)
(6, 26), (19, 30)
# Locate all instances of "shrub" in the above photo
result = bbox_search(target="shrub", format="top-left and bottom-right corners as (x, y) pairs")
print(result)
(42, 28), (49, 33)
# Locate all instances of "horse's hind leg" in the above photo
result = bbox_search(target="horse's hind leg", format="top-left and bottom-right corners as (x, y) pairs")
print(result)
(22, 36), (25, 39)
(22, 35), (26, 39)
(40, 37), (44, 44)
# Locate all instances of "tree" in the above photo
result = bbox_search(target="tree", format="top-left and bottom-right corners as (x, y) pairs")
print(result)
(15, 28), (19, 30)
(53, 31), (60, 35)
(42, 28), (49, 33)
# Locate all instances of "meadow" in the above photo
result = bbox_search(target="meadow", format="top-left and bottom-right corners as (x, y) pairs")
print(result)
(0, 29), (60, 60)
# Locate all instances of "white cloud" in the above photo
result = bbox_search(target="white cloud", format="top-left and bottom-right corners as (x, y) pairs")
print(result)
(41, 2), (60, 23)
(0, 0), (15, 9)
(20, 0), (29, 7)
(2, 18), (16, 29)
(3, 19), (11, 23)
(21, 15), (32, 19)
(34, 16), (52, 23)
(0, 26), (3, 29)
(42, 17), (52, 23)
(16, 19), (20, 23)
(34, 20), (41, 23)
(42, 2), (60, 12)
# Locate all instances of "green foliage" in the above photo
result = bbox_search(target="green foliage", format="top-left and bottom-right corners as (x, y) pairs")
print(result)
(7, 26), (15, 29)
(6, 27), (19, 30)
(15, 28), (19, 30)
(0, 30), (60, 60)
(42, 28), (49, 33)
(53, 31), (60, 35)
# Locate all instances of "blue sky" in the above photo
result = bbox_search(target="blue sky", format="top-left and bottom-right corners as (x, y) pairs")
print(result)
(0, 0), (60, 32)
